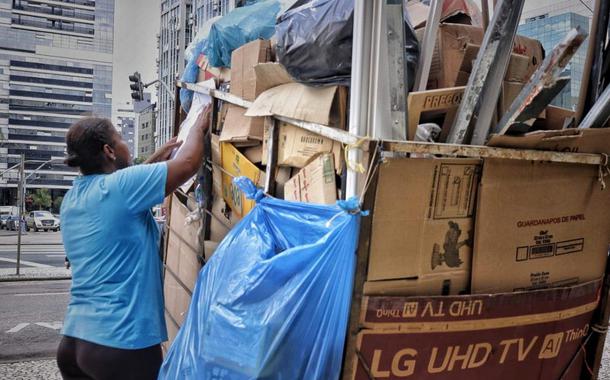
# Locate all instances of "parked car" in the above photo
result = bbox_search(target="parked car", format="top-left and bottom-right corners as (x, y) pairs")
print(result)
(25, 211), (60, 232)
(0, 215), (9, 230)
(6, 215), (22, 231)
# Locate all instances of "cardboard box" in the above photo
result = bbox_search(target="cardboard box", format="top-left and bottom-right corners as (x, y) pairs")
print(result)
(367, 158), (481, 296)
(457, 44), (531, 84)
(246, 83), (347, 128)
(262, 120), (343, 172)
(220, 142), (265, 217)
(230, 39), (273, 101)
(472, 158), (610, 293)
(416, 23), (543, 90)
(220, 104), (264, 146)
(350, 280), (600, 380)
(284, 153), (337, 205)
(243, 144), (262, 163)
(363, 272), (469, 296)
(210, 194), (239, 243)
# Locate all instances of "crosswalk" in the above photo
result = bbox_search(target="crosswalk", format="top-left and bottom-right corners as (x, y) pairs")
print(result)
(0, 245), (65, 255)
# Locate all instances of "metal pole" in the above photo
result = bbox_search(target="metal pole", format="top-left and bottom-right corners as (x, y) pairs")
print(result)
(446, 0), (525, 145)
(413, 0), (443, 92)
(346, 0), (373, 199)
(16, 154), (24, 276)
(481, 0), (490, 31)
(578, 85), (610, 129)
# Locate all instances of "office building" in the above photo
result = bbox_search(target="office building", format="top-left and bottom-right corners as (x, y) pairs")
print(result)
(0, 0), (114, 206)
(518, 0), (593, 109)
(156, 0), (241, 149)
(116, 105), (136, 157)
(156, 0), (192, 149)
(137, 102), (156, 160)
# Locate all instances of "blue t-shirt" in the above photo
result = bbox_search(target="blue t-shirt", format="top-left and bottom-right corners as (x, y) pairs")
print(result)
(61, 163), (168, 349)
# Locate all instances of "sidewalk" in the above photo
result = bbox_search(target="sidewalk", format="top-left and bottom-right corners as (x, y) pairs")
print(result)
(0, 267), (71, 282)
(0, 359), (61, 380)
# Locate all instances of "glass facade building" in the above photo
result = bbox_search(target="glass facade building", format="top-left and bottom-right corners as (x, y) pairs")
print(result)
(518, 12), (590, 109)
(0, 0), (114, 206)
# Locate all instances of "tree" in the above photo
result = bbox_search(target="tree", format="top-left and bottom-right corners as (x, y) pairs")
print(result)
(31, 189), (52, 210)
(53, 196), (63, 213)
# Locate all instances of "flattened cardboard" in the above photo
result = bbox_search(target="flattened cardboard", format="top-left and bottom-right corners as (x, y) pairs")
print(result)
(252, 62), (293, 90)
(415, 23), (543, 90)
(284, 154), (337, 205)
(220, 142), (265, 217)
(262, 120), (343, 172)
(352, 280), (601, 380)
(219, 104), (264, 146)
(166, 194), (201, 292)
(367, 158), (481, 296)
(245, 83), (339, 126)
(472, 158), (610, 293)
(487, 128), (610, 155)
(230, 39), (273, 101)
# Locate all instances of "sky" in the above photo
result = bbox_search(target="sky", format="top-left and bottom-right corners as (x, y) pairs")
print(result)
(111, 0), (161, 122)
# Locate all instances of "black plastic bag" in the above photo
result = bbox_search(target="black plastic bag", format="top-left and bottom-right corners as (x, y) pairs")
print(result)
(275, 0), (420, 87)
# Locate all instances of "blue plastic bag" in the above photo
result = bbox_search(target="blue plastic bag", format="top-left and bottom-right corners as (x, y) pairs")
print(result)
(159, 178), (362, 380)
(203, 0), (280, 68)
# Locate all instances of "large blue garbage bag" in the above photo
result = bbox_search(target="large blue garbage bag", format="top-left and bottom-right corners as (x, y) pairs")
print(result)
(203, 0), (280, 68)
(158, 178), (362, 380)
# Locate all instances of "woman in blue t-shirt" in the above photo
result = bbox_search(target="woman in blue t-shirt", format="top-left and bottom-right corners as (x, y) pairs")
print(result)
(56, 104), (211, 380)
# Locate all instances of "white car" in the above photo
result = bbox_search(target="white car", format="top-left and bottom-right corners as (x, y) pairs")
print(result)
(26, 211), (60, 232)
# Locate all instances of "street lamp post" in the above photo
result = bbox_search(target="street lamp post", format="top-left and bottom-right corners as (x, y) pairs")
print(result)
(16, 155), (24, 275)
(0, 157), (62, 275)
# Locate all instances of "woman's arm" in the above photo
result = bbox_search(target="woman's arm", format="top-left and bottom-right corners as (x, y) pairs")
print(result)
(165, 104), (211, 196)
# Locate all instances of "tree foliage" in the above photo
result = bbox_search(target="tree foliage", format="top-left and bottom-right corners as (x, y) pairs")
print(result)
(31, 189), (52, 210)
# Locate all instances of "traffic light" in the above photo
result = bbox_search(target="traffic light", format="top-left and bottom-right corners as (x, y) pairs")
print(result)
(129, 72), (144, 101)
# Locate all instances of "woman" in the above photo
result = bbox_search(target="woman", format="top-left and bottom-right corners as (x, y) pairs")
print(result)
(56, 105), (211, 380)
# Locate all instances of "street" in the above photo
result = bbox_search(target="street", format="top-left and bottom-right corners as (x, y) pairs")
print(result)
(0, 280), (69, 362)
(0, 230), (65, 269)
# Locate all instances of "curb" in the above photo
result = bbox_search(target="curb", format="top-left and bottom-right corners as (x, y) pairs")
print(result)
(0, 275), (71, 282)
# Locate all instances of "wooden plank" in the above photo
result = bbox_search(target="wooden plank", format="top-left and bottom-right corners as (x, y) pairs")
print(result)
(383, 140), (603, 165)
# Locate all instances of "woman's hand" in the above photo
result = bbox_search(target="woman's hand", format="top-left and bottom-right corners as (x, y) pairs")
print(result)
(144, 137), (183, 164)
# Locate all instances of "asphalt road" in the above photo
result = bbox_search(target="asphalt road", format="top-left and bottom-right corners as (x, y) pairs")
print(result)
(0, 230), (65, 269)
(0, 280), (69, 362)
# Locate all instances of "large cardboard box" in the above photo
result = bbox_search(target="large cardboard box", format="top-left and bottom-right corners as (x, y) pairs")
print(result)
(366, 158), (481, 296)
(230, 39), (273, 101)
(262, 120), (343, 172)
(350, 280), (600, 380)
(220, 142), (265, 217)
(284, 153), (337, 205)
(472, 158), (610, 293)
(416, 23), (543, 90)
(219, 104), (264, 146)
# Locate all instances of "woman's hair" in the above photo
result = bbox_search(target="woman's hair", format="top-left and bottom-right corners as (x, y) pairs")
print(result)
(65, 117), (116, 174)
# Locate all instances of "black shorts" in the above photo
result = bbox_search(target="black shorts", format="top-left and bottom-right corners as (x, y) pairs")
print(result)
(56, 335), (163, 380)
